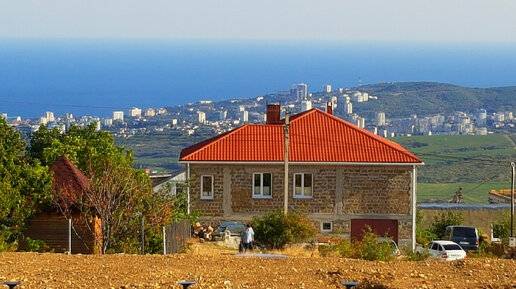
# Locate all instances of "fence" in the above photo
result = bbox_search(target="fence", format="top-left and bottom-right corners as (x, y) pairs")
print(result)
(164, 220), (191, 254)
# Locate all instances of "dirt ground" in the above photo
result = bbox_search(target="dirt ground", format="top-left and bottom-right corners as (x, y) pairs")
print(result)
(1, 242), (516, 289)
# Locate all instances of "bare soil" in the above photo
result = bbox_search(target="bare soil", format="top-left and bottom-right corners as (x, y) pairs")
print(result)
(1, 242), (515, 289)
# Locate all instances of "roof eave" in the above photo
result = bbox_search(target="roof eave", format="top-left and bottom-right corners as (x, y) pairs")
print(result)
(179, 160), (424, 166)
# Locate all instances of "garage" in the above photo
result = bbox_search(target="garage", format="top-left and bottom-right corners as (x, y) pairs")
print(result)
(351, 219), (398, 243)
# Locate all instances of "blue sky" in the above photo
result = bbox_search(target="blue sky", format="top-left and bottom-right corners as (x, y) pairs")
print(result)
(1, 0), (515, 42)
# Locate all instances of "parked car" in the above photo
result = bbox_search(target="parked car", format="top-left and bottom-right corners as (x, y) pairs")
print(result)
(212, 221), (246, 240)
(418, 240), (467, 261)
(377, 238), (401, 258)
(443, 225), (479, 252)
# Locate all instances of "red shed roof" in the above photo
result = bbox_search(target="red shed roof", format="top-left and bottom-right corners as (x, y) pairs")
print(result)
(180, 108), (422, 164)
(50, 155), (90, 194)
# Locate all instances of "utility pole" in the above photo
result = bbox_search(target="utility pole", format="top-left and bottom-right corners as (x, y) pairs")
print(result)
(511, 162), (515, 239)
(283, 111), (290, 215)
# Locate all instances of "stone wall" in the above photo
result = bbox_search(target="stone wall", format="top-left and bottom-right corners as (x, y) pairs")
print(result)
(342, 166), (411, 215)
(189, 163), (415, 245)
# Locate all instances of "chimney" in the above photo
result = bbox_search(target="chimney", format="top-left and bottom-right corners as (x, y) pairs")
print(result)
(326, 101), (333, 115)
(266, 104), (282, 124)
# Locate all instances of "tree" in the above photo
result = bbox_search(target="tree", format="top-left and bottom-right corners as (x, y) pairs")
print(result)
(0, 118), (52, 248)
(29, 123), (177, 253)
(251, 210), (316, 250)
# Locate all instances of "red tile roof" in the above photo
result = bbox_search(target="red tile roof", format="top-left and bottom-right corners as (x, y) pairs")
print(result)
(180, 108), (422, 164)
(50, 155), (90, 196)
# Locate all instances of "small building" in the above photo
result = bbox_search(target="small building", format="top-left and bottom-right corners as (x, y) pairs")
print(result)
(180, 105), (423, 248)
(21, 156), (101, 254)
(153, 172), (187, 195)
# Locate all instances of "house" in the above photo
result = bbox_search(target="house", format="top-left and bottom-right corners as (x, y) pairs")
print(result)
(180, 104), (423, 248)
(153, 171), (187, 195)
(21, 156), (101, 254)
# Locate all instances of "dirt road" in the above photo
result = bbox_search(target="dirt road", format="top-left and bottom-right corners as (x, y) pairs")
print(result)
(1, 246), (515, 288)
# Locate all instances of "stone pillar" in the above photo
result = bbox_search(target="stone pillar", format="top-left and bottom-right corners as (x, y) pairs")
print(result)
(335, 169), (344, 216)
(223, 167), (233, 217)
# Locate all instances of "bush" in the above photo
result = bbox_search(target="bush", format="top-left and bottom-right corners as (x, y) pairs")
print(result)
(404, 247), (430, 261)
(355, 229), (396, 261)
(319, 228), (397, 261)
(427, 211), (463, 240)
(318, 239), (353, 257)
(492, 212), (511, 243)
(24, 237), (49, 252)
(251, 210), (316, 250)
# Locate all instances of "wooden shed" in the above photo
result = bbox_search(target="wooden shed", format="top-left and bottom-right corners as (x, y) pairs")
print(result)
(21, 156), (102, 254)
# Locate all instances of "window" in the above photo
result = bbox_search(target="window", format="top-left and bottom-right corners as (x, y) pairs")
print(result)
(253, 173), (272, 198)
(294, 173), (313, 198)
(321, 222), (333, 233)
(200, 175), (214, 199)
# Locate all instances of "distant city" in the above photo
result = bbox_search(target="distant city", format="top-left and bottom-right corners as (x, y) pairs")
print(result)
(2, 83), (515, 139)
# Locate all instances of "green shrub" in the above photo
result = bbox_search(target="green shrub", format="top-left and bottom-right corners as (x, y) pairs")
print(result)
(428, 211), (463, 239)
(415, 210), (436, 245)
(355, 229), (396, 261)
(24, 237), (49, 252)
(405, 247), (430, 261)
(251, 210), (316, 250)
(492, 212), (511, 243)
(318, 239), (353, 257)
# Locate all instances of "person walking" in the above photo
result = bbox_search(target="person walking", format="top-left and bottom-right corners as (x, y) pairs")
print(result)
(242, 224), (255, 252)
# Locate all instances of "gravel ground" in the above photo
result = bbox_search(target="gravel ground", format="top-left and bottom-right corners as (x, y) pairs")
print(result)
(1, 248), (515, 288)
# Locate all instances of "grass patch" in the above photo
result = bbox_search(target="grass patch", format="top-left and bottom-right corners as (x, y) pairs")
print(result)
(418, 182), (509, 203)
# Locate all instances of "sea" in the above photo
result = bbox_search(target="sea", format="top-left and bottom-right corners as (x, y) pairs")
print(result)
(1, 39), (516, 119)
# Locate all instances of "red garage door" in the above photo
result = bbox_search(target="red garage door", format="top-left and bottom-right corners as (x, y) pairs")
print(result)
(351, 219), (398, 243)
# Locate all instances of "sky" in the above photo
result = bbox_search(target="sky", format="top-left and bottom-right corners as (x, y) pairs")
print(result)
(0, 0), (515, 42)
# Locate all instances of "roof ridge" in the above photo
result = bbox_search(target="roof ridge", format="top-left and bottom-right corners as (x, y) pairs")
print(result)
(301, 109), (420, 162)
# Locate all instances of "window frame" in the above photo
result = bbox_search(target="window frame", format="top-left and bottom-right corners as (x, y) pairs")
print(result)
(200, 175), (214, 200)
(293, 173), (313, 198)
(252, 172), (273, 198)
(321, 222), (333, 233)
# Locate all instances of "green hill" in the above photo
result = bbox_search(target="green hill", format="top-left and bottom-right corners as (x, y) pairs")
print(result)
(392, 134), (516, 203)
(356, 82), (516, 118)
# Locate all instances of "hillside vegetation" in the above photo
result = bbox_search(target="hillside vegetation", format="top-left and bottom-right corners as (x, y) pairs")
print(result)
(393, 134), (516, 203)
(357, 82), (516, 118)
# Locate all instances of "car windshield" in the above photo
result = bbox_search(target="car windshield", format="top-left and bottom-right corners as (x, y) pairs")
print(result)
(443, 244), (462, 250)
(217, 222), (244, 232)
(453, 227), (476, 237)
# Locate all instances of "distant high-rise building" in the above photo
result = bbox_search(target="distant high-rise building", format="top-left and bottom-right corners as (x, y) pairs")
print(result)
(63, 113), (74, 120)
(45, 111), (55, 122)
(157, 108), (168, 115)
(1, 113), (7, 120)
(331, 96), (338, 109)
(323, 84), (332, 93)
(291, 83), (307, 101)
(495, 112), (505, 122)
(103, 118), (113, 127)
(358, 117), (365, 128)
(95, 121), (101, 131)
(239, 110), (248, 122)
(39, 117), (48, 125)
(129, 107), (142, 118)
(113, 111), (124, 121)
(145, 108), (156, 117)
(197, 111), (206, 124)
(301, 99), (312, 111)
(376, 112), (386, 126)
(172, 119), (178, 126)
(219, 110), (227, 120)
(345, 102), (353, 115)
